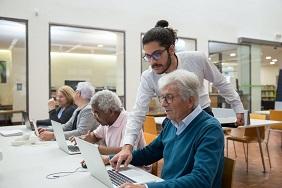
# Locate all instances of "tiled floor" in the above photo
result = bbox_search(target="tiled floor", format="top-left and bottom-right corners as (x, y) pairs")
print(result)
(157, 131), (282, 188)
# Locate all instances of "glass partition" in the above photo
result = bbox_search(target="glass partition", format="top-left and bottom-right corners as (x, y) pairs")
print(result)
(0, 18), (28, 125)
(208, 41), (251, 111)
(49, 24), (125, 106)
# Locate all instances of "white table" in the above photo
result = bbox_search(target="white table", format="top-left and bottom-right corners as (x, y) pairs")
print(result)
(0, 125), (161, 188)
(254, 110), (270, 115)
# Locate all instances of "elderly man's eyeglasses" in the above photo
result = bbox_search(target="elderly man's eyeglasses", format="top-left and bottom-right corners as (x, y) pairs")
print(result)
(143, 49), (167, 62)
(158, 94), (179, 104)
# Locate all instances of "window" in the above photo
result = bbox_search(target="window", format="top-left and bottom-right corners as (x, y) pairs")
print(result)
(0, 17), (28, 125)
(208, 41), (251, 111)
(49, 24), (125, 106)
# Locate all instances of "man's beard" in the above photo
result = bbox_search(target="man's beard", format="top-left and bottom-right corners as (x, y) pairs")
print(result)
(155, 55), (172, 74)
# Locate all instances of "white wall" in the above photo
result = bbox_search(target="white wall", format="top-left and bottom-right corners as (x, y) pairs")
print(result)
(11, 48), (27, 121)
(0, 50), (12, 105)
(51, 52), (124, 96)
(1, 0), (282, 119)
(260, 65), (280, 86)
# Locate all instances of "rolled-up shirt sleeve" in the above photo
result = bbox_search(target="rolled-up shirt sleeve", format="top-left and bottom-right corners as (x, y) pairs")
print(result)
(123, 71), (156, 146)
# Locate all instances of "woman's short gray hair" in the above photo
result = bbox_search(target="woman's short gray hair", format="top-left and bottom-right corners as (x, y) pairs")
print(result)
(90, 90), (122, 113)
(158, 70), (200, 103)
(76, 82), (95, 101)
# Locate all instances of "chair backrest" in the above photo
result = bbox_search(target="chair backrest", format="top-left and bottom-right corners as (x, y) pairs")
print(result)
(269, 110), (282, 121)
(143, 132), (159, 176)
(269, 110), (282, 129)
(144, 132), (157, 145)
(144, 116), (158, 134)
(222, 157), (235, 188)
(244, 126), (265, 140)
(250, 113), (266, 120)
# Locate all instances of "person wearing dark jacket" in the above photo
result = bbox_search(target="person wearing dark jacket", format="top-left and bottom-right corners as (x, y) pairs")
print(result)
(36, 85), (77, 126)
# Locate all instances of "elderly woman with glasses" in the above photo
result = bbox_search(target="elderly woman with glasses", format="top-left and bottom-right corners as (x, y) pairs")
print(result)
(38, 82), (99, 141)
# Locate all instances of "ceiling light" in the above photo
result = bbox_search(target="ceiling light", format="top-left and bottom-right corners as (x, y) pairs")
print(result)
(272, 59), (278, 62)
(270, 61), (275, 65)
(97, 44), (104, 48)
(208, 57), (211, 61)
(265, 56), (272, 60)
(229, 53), (236, 57)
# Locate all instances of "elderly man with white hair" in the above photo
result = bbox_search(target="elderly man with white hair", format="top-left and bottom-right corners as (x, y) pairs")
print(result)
(71, 89), (145, 165)
(117, 70), (224, 188)
(39, 82), (99, 141)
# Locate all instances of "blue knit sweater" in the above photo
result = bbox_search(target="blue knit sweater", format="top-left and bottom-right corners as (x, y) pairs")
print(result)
(131, 111), (224, 188)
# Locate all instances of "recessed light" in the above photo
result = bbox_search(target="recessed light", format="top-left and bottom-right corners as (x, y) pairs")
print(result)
(208, 57), (211, 61)
(230, 53), (236, 57)
(265, 56), (272, 60)
(270, 61), (275, 65)
(272, 59), (278, 62)
(97, 44), (104, 48)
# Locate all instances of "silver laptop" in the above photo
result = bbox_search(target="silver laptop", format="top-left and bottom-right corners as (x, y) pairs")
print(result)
(22, 112), (39, 136)
(51, 120), (80, 155)
(23, 112), (35, 130)
(76, 137), (161, 188)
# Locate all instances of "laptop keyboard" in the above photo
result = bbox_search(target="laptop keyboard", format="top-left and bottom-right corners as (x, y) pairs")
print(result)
(107, 169), (136, 186)
(67, 145), (80, 152)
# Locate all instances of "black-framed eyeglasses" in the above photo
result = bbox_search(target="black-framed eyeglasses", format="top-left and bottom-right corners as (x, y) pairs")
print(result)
(158, 94), (179, 104)
(143, 49), (167, 62)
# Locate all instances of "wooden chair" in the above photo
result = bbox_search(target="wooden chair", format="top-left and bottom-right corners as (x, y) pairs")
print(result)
(143, 116), (159, 176)
(268, 110), (282, 147)
(143, 116), (158, 135)
(250, 113), (267, 120)
(226, 114), (270, 172)
(222, 157), (235, 188)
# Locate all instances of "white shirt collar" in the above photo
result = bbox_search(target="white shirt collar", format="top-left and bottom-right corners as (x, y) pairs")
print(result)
(171, 105), (202, 135)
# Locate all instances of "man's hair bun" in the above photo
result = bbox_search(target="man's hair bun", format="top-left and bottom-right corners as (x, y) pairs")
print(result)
(155, 20), (169, 28)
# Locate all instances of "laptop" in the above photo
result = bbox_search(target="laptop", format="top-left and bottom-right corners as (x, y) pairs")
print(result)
(23, 112), (35, 130)
(51, 120), (80, 155)
(76, 137), (161, 188)
(217, 117), (237, 128)
(22, 112), (39, 135)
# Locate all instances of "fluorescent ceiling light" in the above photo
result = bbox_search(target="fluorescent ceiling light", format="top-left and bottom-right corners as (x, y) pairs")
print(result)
(270, 61), (275, 65)
(265, 56), (272, 60)
(272, 59), (278, 62)
(229, 53), (236, 57)
(97, 44), (104, 48)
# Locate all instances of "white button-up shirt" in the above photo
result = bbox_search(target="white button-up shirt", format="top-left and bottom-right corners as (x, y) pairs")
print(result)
(124, 51), (244, 146)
